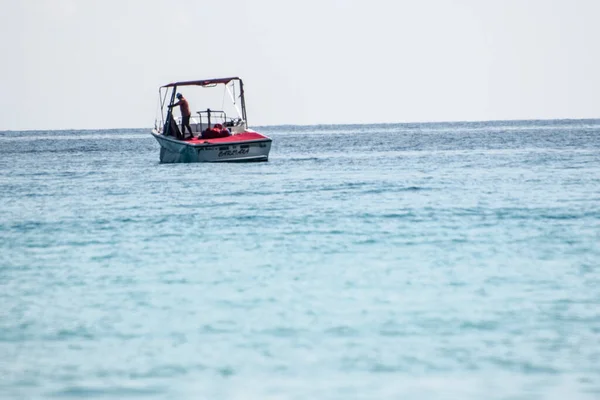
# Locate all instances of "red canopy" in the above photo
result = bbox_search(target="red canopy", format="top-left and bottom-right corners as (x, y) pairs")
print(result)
(161, 77), (240, 88)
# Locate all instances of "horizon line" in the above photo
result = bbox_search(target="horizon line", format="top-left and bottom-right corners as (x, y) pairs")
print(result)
(1, 116), (599, 133)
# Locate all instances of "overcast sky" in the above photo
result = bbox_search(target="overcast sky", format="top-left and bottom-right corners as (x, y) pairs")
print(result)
(1, 0), (599, 130)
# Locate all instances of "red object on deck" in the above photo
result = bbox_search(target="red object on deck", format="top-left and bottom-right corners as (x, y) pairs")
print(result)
(184, 131), (268, 144)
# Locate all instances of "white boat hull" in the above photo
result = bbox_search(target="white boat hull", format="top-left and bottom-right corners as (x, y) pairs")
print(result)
(151, 130), (271, 163)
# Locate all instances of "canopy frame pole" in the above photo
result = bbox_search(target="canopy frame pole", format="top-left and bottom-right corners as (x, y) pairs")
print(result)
(158, 87), (170, 130)
(164, 86), (178, 137)
(239, 79), (247, 126)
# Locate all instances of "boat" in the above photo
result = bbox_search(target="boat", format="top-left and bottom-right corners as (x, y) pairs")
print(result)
(150, 77), (272, 163)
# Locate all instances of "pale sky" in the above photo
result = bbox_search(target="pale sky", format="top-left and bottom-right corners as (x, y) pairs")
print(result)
(1, 0), (599, 130)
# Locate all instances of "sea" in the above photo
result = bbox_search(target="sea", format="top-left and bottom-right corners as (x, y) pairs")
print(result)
(1, 119), (599, 399)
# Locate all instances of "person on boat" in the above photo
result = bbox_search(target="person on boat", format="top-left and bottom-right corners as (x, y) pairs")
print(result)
(168, 93), (193, 139)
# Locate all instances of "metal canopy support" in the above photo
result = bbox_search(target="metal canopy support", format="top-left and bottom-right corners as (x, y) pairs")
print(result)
(239, 80), (247, 125)
(164, 86), (178, 137)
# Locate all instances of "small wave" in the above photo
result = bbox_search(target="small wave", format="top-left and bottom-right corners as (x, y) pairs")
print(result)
(358, 212), (416, 219)
(200, 323), (236, 334)
(402, 186), (426, 191)
(485, 358), (560, 374)
(51, 327), (95, 341)
(364, 186), (428, 194)
(379, 328), (408, 337)
(354, 238), (377, 245)
(459, 320), (499, 331)
(285, 157), (322, 162)
(49, 385), (165, 397)
(324, 326), (360, 337)
(260, 327), (305, 337)
(493, 210), (600, 220)
(216, 366), (235, 377)
(370, 363), (407, 373)
(130, 364), (191, 379)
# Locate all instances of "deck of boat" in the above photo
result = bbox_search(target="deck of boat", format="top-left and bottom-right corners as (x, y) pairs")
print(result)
(182, 131), (270, 145)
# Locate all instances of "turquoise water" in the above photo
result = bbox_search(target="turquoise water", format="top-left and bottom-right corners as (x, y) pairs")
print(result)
(1, 120), (599, 399)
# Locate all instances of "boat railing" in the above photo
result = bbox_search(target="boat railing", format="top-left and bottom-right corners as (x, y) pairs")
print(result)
(196, 109), (227, 132)
(169, 110), (246, 134)
(165, 110), (246, 135)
